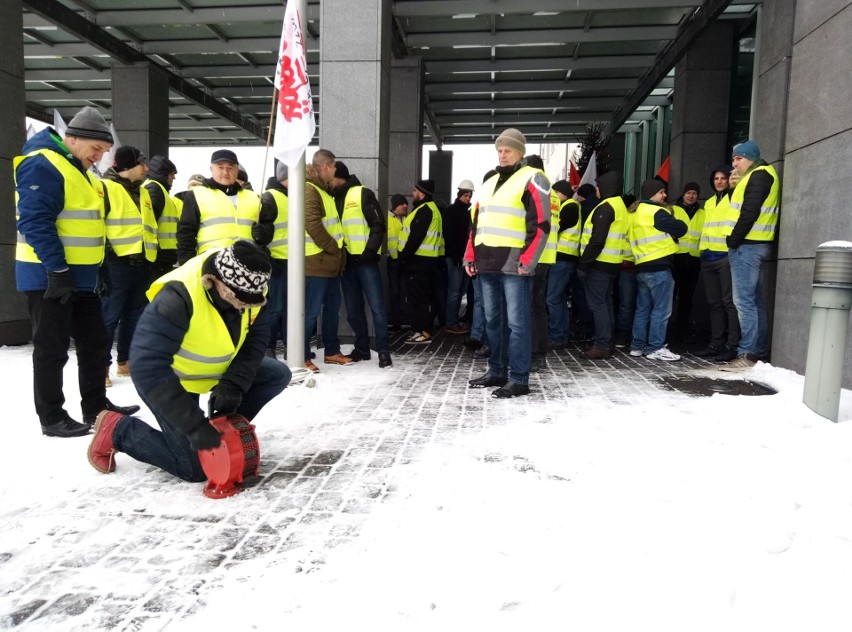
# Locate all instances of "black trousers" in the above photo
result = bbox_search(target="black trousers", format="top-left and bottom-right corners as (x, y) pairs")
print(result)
(531, 264), (550, 354)
(671, 254), (701, 339)
(701, 256), (740, 349)
(387, 258), (404, 327)
(26, 290), (109, 425)
(403, 269), (434, 335)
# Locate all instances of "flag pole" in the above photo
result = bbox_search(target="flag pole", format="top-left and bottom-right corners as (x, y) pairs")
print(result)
(258, 87), (279, 204)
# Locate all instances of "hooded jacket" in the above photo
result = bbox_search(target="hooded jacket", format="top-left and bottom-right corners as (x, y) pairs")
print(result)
(15, 127), (104, 292)
(304, 163), (345, 277)
(727, 159), (776, 249)
(578, 171), (624, 275)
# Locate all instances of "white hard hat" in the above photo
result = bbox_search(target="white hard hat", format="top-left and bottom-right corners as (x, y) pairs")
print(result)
(458, 179), (475, 192)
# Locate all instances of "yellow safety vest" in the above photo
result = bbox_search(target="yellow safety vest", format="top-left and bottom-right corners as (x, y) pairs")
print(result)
(556, 198), (582, 257)
(146, 251), (258, 394)
(628, 203), (680, 265)
(193, 186), (260, 254)
(305, 182), (344, 256)
(580, 196), (629, 264)
(400, 201), (443, 257)
(687, 208), (705, 257)
(729, 164), (780, 241)
(15, 149), (105, 265)
(475, 166), (538, 249)
(143, 178), (179, 251)
(387, 212), (402, 259)
(340, 186), (381, 255)
(700, 193), (736, 253)
(671, 205), (696, 256)
(539, 190), (560, 264)
(102, 179), (158, 262)
(266, 189), (289, 260)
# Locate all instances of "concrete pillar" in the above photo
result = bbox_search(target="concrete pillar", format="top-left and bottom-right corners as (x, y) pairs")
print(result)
(389, 57), (423, 207)
(428, 150), (453, 206)
(0, 0), (30, 345)
(111, 63), (170, 157)
(669, 22), (735, 195)
(319, 0), (391, 202)
(607, 132), (627, 188)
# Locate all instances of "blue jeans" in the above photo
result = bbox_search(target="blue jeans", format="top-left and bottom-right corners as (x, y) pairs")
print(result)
(616, 268), (637, 334)
(480, 273), (533, 385)
(265, 260), (288, 349)
(632, 269), (675, 353)
(469, 274), (488, 345)
(341, 262), (390, 354)
(101, 260), (150, 365)
(546, 260), (575, 345)
(305, 276), (343, 357)
(445, 257), (469, 326)
(114, 357), (291, 481)
(729, 243), (771, 357)
(584, 267), (616, 350)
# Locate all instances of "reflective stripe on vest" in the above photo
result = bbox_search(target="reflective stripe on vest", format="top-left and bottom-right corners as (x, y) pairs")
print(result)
(556, 199), (582, 257)
(580, 196), (629, 264)
(729, 164), (780, 241)
(699, 193), (736, 253)
(340, 185), (378, 255)
(144, 178), (179, 251)
(628, 203), (680, 264)
(102, 178), (158, 261)
(686, 207), (705, 257)
(305, 182), (343, 255)
(474, 166), (538, 249)
(193, 186), (260, 254)
(146, 250), (255, 394)
(387, 212), (402, 259)
(671, 205), (696, 256)
(400, 201), (443, 257)
(266, 188), (289, 259)
(15, 148), (106, 265)
(540, 190), (560, 264)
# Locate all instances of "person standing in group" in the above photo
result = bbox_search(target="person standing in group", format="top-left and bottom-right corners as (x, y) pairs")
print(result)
(253, 160), (290, 358)
(100, 145), (156, 384)
(87, 241), (291, 481)
(399, 179), (444, 345)
(302, 149), (352, 371)
(627, 180), (688, 361)
(332, 162), (392, 368)
(577, 171), (628, 359)
(693, 165), (740, 362)
(386, 194), (408, 332)
(176, 149), (260, 264)
(546, 179), (581, 349)
(465, 128), (551, 398)
(720, 140), (780, 371)
(669, 181), (703, 344)
(15, 106), (139, 437)
(143, 155), (180, 282)
(443, 180), (475, 335)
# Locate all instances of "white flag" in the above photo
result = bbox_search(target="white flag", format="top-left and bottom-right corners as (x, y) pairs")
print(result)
(272, 2), (315, 167)
(96, 124), (121, 175)
(579, 151), (598, 189)
(53, 110), (67, 136)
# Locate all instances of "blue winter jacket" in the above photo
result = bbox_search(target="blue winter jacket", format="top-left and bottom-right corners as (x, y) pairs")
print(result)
(15, 128), (103, 292)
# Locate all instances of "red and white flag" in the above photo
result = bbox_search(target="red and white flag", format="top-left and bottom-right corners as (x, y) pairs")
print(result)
(273, 2), (315, 167)
(568, 160), (581, 188)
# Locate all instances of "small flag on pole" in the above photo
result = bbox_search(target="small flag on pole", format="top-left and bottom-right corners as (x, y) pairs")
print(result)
(578, 151), (598, 188)
(53, 110), (67, 136)
(656, 156), (670, 184)
(568, 160), (581, 188)
(273, 2), (315, 167)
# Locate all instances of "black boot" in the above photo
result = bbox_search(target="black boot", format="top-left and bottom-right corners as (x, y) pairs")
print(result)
(84, 399), (141, 426)
(712, 346), (738, 362)
(468, 372), (507, 388)
(41, 415), (91, 438)
(491, 382), (530, 399)
(345, 348), (372, 362)
(472, 344), (491, 359)
(378, 352), (393, 368)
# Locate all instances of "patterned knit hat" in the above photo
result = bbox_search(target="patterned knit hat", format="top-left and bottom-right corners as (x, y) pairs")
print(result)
(212, 240), (271, 305)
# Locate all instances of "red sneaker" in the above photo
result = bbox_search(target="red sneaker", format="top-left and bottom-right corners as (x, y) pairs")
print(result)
(87, 410), (124, 473)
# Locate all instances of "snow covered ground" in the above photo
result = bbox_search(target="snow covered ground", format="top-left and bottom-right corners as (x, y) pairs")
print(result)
(1, 340), (852, 631)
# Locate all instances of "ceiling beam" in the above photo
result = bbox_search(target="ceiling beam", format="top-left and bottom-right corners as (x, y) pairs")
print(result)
(436, 111), (655, 126)
(429, 95), (671, 111)
(606, 0), (732, 136)
(406, 26), (678, 48)
(424, 55), (657, 74)
(394, 0), (752, 16)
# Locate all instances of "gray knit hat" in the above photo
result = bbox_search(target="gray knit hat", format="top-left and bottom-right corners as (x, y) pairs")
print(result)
(495, 128), (526, 155)
(275, 161), (289, 181)
(65, 106), (113, 144)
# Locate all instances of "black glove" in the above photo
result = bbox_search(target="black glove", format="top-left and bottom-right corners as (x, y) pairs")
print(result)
(208, 382), (242, 417)
(251, 222), (264, 242)
(360, 249), (379, 265)
(725, 236), (738, 250)
(97, 265), (111, 298)
(44, 270), (75, 304)
(576, 264), (589, 282)
(187, 421), (222, 452)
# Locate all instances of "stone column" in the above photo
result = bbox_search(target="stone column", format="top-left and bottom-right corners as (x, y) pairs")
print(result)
(389, 57), (423, 206)
(319, 0), (391, 201)
(0, 0), (30, 344)
(669, 22), (735, 195)
(428, 150), (453, 206)
(111, 62), (170, 157)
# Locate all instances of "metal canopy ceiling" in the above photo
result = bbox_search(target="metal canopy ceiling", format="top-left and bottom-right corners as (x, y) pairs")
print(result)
(22, 0), (758, 147)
